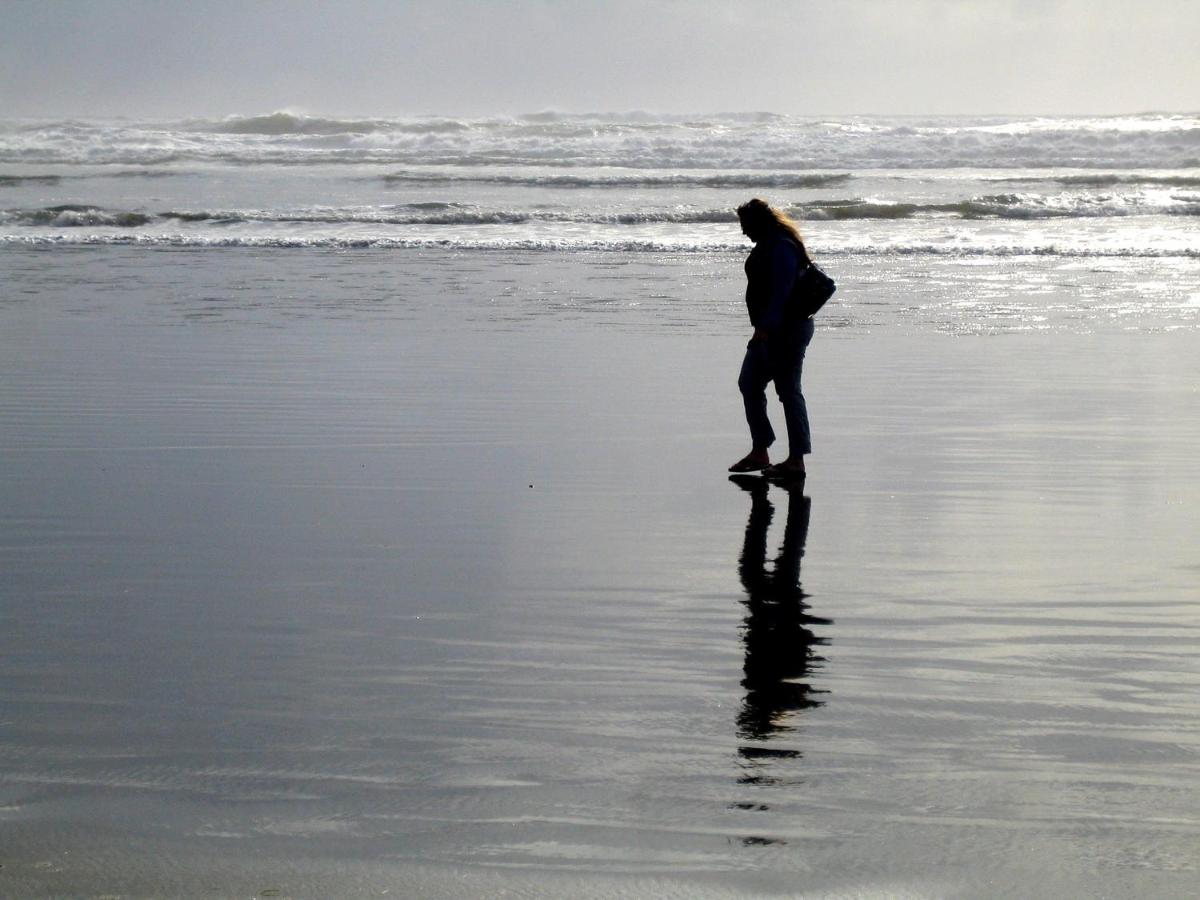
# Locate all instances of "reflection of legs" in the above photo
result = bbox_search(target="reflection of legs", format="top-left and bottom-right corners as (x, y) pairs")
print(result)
(735, 478), (772, 595)
(774, 486), (811, 590)
(738, 344), (775, 451)
(738, 485), (822, 739)
(735, 482), (830, 745)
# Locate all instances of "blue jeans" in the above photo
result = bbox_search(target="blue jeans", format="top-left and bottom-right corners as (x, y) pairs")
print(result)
(738, 319), (815, 456)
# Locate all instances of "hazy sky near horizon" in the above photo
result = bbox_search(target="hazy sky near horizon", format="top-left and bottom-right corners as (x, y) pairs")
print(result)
(2, 0), (1197, 118)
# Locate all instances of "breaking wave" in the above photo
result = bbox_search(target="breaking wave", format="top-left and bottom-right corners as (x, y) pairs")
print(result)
(0, 174), (62, 187)
(198, 112), (472, 136)
(994, 173), (1200, 188)
(0, 171), (191, 187)
(381, 171), (853, 188)
(4, 232), (1199, 259)
(6, 194), (1197, 232)
(797, 195), (1200, 220)
(3, 112), (1198, 168)
(0, 205), (152, 227)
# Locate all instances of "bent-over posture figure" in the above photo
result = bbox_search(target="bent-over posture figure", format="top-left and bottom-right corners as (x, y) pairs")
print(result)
(728, 198), (815, 479)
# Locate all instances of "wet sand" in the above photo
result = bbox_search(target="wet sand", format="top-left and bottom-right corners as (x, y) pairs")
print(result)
(2, 247), (1200, 898)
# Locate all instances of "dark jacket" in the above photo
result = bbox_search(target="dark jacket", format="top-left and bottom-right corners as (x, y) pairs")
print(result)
(744, 233), (808, 330)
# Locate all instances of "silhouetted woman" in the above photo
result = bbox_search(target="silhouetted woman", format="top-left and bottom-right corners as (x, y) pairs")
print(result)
(728, 198), (815, 479)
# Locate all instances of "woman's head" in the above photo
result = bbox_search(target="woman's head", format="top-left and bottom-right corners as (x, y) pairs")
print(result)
(737, 198), (803, 246)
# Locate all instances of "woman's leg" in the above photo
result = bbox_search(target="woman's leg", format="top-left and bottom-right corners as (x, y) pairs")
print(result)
(738, 341), (776, 451)
(771, 320), (815, 461)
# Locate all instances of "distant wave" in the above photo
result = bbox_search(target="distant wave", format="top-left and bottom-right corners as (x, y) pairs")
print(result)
(380, 171), (853, 188)
(5, 203), (732, 229)
(107, 168), (190, 178)
(201, 110), (799, 135)
(157, 206), (742, 226)
(0, 174), (62, 187)
(7, 195), (1195, 231)
(4, 112), (1199, 168)
(0, 205), (151, 227)
(992, 174), (1200, 188)
(4, 233), (1198, 259)
(4, 203), (731, 229)
(0, 170), (191, 186)
(796, 196), (1200, 220)
(197, 112), (472, 136)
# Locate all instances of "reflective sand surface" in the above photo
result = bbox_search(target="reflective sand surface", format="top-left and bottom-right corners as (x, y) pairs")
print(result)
(2, 248), (1199, 897)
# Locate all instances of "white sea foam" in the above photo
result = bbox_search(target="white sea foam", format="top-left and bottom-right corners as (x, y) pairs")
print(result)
(380, 170), (854, 188)
(2, 112), (1198, 168)
(4, 190), (1197, 236)
(5, 232), (1197, 258)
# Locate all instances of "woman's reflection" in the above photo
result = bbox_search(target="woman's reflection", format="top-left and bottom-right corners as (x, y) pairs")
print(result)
(730, 475), (830, 750)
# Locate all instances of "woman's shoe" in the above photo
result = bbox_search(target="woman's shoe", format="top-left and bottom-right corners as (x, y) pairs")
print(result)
(763, 462), (806, 481)
(729, 454), (769, 473)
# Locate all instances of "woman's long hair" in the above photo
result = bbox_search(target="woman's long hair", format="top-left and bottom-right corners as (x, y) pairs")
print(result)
(737, 198), (806, 252)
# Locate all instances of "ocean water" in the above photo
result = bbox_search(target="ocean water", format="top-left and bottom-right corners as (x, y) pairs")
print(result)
(3, 113), (1200, 897)
(2, 111), (1199, 260)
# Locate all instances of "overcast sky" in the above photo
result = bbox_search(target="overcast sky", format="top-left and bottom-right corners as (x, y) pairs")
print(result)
(2, 0), (1197, 118)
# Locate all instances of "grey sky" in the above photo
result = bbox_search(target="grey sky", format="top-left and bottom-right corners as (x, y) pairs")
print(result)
(2, 0), (1197, 117)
